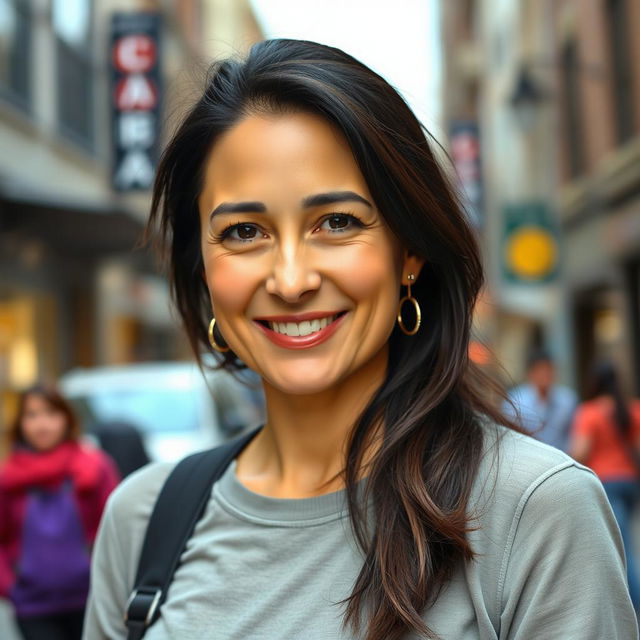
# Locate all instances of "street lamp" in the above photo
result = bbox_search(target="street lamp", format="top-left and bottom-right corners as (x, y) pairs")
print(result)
(509, 64), (548, 130)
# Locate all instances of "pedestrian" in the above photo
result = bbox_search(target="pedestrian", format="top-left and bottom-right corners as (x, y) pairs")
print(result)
(0, 384), (120, 640)
(571, 360), (640, 610)
(84, 39), (636, 639)
(92, 421), (150, 479)
(503, 348), (578, 451)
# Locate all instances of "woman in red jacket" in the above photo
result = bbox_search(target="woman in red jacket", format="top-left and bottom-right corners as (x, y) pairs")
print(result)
(0, 384), (119, 640)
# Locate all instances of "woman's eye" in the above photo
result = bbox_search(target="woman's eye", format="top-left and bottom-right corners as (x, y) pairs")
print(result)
(319, 214), (360, 233)
(222, 223), (262, 242)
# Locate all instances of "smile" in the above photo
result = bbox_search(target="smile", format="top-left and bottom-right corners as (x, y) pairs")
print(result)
(267, 314), (337, 336)
(253, 311), (347, 349)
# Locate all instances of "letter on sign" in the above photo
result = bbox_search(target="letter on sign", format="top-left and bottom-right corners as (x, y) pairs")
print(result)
(114, 151), (155, 190)
(114, 35), (156, 73)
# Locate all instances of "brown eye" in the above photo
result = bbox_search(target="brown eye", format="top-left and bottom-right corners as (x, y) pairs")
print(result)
(221, 223), (263, 242)
(237, 225), (258, 239)
(327, 215), (349, 229)
(318, 213), (363, 233)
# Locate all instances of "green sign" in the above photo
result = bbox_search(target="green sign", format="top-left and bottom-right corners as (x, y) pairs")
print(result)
(502, 202), (560, 284)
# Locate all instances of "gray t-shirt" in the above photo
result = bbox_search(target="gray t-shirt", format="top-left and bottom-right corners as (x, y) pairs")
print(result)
(83, 423), (638, 639)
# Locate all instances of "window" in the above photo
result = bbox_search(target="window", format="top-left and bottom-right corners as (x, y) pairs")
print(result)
(606, 0), (635, 144)
(561, 40), (585, 179)
(0, 0), (31, 109)
(53, 0), (94, 149)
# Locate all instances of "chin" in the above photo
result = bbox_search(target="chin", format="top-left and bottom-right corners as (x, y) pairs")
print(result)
(261, 361), (347, 396)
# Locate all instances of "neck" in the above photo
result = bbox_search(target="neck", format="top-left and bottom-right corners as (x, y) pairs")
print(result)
(535, 386), (550, 401)
(236, 346), (388, 498)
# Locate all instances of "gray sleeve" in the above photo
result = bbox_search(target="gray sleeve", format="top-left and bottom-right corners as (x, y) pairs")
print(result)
(498, 465), (638, 639)
(82, 462), (173, 640)
(83, 493), (130, 640)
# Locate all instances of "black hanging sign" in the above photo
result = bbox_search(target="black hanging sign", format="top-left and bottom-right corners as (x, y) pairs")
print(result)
(111, 13), (161, 191)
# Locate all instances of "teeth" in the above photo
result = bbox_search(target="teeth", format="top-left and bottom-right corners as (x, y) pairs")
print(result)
(268, 315), (337, 336)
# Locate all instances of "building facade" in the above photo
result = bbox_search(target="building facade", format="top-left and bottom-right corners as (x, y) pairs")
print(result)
(441, 0), (640, 396)
(0, 0), (262, 433)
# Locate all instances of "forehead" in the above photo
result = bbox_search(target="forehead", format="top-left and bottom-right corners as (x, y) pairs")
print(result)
(199, 111), (371, 206)
(24, 394), (51, 409)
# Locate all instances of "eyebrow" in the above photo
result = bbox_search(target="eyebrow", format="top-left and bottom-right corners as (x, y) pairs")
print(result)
(301, 191), (373, 209)
(209, 190), (373, 219)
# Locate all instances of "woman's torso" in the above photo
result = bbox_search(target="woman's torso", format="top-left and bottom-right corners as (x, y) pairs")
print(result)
(0, 443), (118, 615)
(83, 422), (637, 640)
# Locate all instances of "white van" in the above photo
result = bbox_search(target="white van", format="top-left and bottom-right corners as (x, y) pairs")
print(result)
(60, 361), (264, 462)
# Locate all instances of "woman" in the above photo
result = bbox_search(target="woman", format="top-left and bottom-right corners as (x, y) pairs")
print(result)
(84, 40), (636, 639)
(571, 360), (640, 610)
(0, 385), (119, 640)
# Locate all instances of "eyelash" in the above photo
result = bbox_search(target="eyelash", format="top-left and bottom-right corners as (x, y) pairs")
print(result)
(213, 212), (367, 243)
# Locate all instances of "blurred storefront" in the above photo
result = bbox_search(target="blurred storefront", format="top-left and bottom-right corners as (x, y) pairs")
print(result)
(0, 0), (262, 438)
(441, 0), (640, 396)
(553, 0), (640, 396)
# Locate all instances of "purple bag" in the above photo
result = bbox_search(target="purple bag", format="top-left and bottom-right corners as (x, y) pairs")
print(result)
(10, 480), (91, 617)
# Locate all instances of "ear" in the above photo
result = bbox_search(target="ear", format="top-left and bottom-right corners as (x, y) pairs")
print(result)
(401, 250), (426, 285)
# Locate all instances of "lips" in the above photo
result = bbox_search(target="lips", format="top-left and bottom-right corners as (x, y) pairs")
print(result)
(253, 311), (347, 349)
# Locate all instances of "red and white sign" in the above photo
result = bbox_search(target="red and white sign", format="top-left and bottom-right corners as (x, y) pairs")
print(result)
(111, 14), (161, 192)
(115, 75), (158, 110)
(113, 35), (156, 73)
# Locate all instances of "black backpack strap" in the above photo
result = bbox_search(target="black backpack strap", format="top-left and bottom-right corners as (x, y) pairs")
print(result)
(124, 427), (261, 640)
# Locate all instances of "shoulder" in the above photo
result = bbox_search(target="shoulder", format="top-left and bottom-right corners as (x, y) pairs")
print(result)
(104, 460), (175, 527)
(553, 384), (579, 405)
(471, 421), (601, 538)
(478, 420), (582, 485)
(0, 451), (17, 483)
(80, 443), (119, 472)
(468, 421), (629, 628)
(93, 461), (176, 593)
(507, 385), (530, 400)
(573, 399), (605, 424)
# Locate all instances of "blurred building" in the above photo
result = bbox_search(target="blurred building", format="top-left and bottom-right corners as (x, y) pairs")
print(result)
(441, 0), (640, 397)
(553, 0), (640, 397)
(0, 0), (262, 434)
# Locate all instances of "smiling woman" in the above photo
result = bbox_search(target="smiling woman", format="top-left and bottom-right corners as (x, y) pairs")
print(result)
(83, 40), (637, 640)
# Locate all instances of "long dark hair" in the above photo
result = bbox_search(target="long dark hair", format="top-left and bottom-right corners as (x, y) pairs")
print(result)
(147, 38), (519, 640)
(587, 360), (631, 436)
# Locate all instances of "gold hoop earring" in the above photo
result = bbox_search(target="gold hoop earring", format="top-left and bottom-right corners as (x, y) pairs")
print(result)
(208, 317), (230, 353)
(397, 275), (421, 336)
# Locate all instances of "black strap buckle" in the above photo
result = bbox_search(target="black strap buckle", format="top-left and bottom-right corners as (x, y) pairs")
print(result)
(125, 587), (162, 627)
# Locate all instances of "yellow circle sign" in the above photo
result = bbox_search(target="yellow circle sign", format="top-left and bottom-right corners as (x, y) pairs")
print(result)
(505, 226), (557, 280)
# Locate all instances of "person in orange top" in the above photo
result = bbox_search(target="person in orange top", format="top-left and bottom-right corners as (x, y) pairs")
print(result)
(571, 360), (640, 609)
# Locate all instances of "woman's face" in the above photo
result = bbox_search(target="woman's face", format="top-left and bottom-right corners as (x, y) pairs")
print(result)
(20, 394), (68, 451)
(198, 111), (423, 395)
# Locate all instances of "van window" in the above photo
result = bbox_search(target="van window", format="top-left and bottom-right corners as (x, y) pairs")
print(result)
(76, 389), (201, 433)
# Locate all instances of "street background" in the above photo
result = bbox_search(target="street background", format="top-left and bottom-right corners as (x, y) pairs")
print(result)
(1, 0), (640, 637)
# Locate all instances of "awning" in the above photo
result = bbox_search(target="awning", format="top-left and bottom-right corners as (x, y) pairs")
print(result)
(0, 178), (147, 258)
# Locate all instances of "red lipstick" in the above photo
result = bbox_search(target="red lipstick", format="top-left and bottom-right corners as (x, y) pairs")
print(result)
(253, 312), (347, 350)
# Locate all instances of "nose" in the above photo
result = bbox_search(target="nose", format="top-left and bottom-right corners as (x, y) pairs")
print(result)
(265, 242), (321, 303)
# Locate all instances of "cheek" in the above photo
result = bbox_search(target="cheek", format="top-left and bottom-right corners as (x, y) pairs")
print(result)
(331, 241), (400, 305)
(21, 418), (35, 436)
(51, 415), (67, 435)
(205, 256), (257, 316)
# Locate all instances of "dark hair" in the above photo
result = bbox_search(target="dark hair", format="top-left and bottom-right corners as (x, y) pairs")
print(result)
(147, 38), (519, 640)
(9, 384), (81, 448)
(587, 360), (631, 436)
(526, 348), (553, 371)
